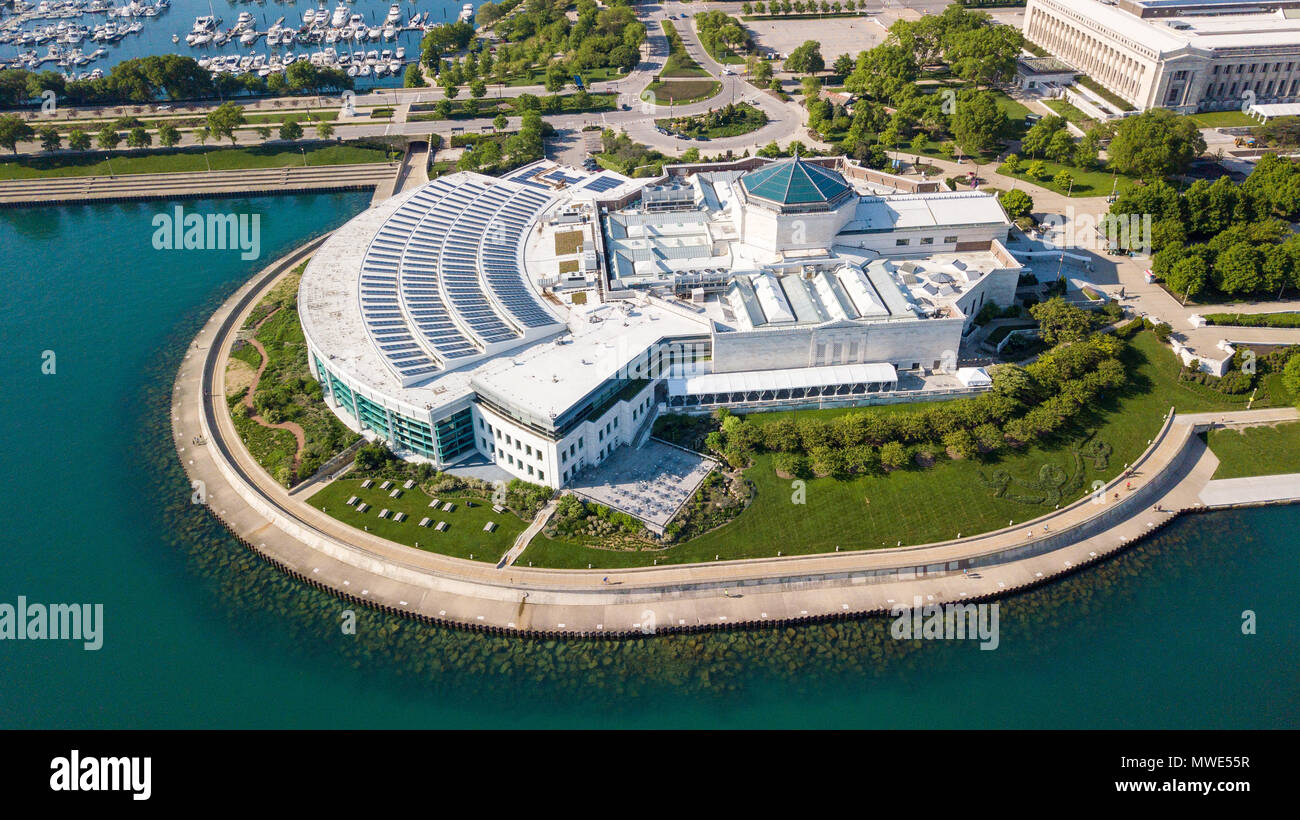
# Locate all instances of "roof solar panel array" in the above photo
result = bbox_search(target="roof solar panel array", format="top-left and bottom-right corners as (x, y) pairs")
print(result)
(357, 175), (560, 382)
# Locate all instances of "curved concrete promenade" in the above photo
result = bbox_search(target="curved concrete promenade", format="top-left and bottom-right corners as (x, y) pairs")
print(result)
(172, 239), (1298, 637)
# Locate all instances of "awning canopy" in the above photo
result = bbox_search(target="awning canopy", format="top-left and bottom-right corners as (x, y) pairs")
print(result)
(668, 363), (898, 396)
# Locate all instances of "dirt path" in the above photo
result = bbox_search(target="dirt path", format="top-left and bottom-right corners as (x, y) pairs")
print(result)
(241, 306), (308, 476)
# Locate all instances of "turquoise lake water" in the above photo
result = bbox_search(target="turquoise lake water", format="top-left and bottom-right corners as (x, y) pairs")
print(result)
(0, 193), (1296, 729)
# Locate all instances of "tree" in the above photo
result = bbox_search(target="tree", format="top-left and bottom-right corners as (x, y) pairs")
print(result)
(206, 101), (245, 145)
(751, 58), (773, 85)
(1019, 115), (1066, 158)
(470, 78), (487, 99)
(96, 123), (120, 150)
(126, 126), (151, 148)
(278, 119), (303, 141)
(1045, 128), (1075, 164)
(1166, 254), (1211, 301)
(880, 441), (907, 471)
(1029, 297), (1093, 345)
(37, 124), (61, 152)
(832, 53), (854, 79)
(950, 89), (1005, 155)
(1283, 353), (1300, 400)
(1052, 169), (1073, 192)
(1107, 109), (1206, 180)
(998, 188), (1033, 220)
(784, 40), (824, 75)
(435, 99), (453, 120)
(844, 44), (917, 103)
(493, 113), (508, 133)
(316, 121), (335, 140)
(945, 23), (1021, 86)
(909, 132), (927, 163)
(1213, 242), (1264, 295)
(801, 74), (822, 102)
(67, 127), (90, 152)
(0, 114), (34, 154)
(157, 121), (181, 148)
(1026, 159), (1048, 180)
(404, 62), (425, 89)
(1002, 153), (1021, 174)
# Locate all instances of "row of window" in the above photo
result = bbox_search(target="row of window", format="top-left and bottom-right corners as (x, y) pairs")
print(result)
(896, 235), (960, 247)
(1210, 62), (1296, 77)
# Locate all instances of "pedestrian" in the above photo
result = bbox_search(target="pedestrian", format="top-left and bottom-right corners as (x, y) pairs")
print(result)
(602, 576), (609, 584)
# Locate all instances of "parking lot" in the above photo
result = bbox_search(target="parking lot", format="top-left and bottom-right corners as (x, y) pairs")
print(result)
(746, 16), (889, 63)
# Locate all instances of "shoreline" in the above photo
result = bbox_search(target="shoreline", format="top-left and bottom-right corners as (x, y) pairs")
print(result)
(170, 237), (1300, 638)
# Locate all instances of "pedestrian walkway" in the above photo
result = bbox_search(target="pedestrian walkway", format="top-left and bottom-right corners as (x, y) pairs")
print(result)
(0, 162), (399, 206)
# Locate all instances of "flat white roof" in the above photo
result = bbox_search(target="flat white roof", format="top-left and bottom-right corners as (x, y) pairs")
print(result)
(844, 192), (1009, 233)
(668, 363), (898, 396)
(472, 299), (709, 422)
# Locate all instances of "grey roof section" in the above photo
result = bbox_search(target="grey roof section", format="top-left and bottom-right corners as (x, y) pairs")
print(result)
(864, 259), (921, 318)
(779, 275), (831, 324)
(727, 275), (767, 329)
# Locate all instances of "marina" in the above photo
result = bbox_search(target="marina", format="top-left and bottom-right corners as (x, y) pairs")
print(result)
(0, 0), (480, 85)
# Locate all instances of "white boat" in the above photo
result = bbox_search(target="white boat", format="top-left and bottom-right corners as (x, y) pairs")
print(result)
(346, 65), (357, 77)
(235, 11), (253, 28)
(213, 30), (229, 45)
(374, 62), (388, 76)
(325, 29), (337, 44)
(365, 49), (376, 65)
(382, 24), (395, 40)
(357, 63), (370, 76)
(459, 3), (473, 22)
(352, 27), (365, 43)
(388, 59), (400, 74)
(302, 9), (316, 26)
(385, 3), (400, 24)
(239, 29), (257, 46)
(366, 26), (380, 41)
(192, 14), (217, 33)
(394, 46), (404, 60)
(330, 2), (347, 27)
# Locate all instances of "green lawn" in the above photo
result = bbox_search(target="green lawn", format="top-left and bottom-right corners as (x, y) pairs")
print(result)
(645, 80), (722, 105)
(656, 102), (767, 139)
(309, 479), (528, 563)
(0, 143), (393, 179)
(1042, 98), (1097, 129)
(1207, 423), (1300, 479)
(1187, 110), (1257, 128)
(228, 264), (360, 485)
(997, 158), (1137, 198)
(519, 332), (1253, 568)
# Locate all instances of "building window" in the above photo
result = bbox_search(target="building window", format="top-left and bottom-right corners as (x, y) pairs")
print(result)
(561, 452), (567, 464)
(525, 445), (532, 456)
(538, 471), (544, 481)
(527, 466), (534, 476)
(895, 238), (910, 246)
(944, 235), (958, 243)
(598, 430), (604, 442)
(920, 237), (934, 245)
